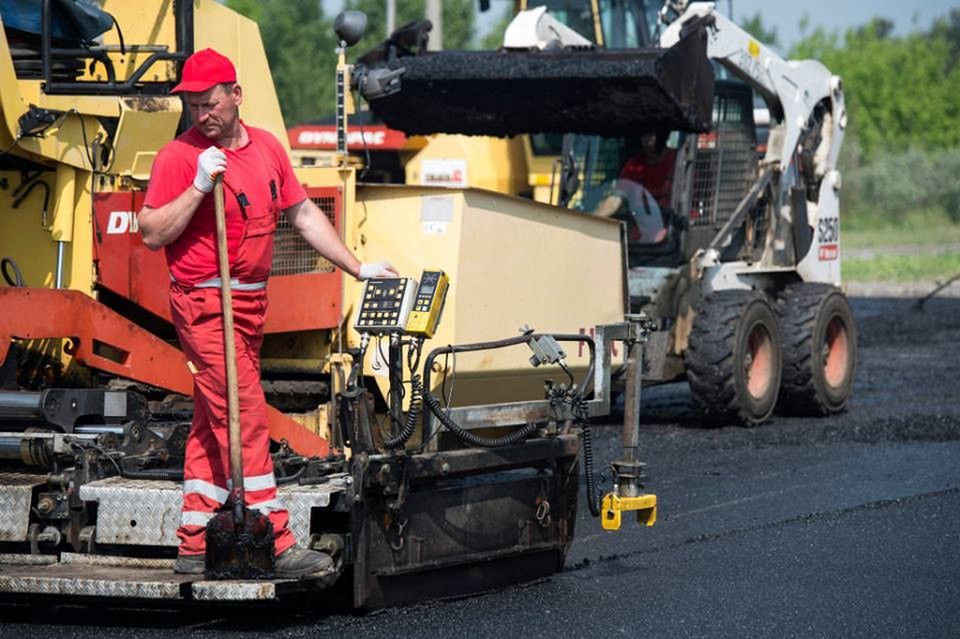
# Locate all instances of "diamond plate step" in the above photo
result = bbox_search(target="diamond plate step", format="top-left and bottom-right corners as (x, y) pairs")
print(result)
(0, 472), (47, 542)
(0, 553), (339, 601)
(78, 475), (349, 546)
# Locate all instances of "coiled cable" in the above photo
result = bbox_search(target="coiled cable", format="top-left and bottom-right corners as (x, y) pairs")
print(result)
(579, 424), (602, 517)
(383, 373), (423, 449)
(551, 387), (601, 517)
(423, 389), (538, 448)
(121, 467), (184, 481)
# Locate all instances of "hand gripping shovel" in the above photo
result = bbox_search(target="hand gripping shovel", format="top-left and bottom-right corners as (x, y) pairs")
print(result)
(204, 174), (276, 579)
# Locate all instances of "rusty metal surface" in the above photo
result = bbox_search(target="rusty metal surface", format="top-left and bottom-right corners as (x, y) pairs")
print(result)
(0, 472), (46, 542)
(80, 476), (348, 547)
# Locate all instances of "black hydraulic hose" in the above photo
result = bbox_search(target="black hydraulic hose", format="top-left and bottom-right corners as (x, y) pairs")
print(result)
(111, 16), (126, 55)
(422, 333), (596, 402)
(416, 332), (596, 451)
(423, 389), (538, 448)
(275, 465), (306, 486)
(1, 257), (25, 287)
(383, 374), (422, 450)
(121, 467), (184, 481)
(12, 179), (50, 222)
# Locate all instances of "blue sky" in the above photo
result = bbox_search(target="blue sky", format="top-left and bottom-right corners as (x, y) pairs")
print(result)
(323, 1), (959, 47)
(730, 0), (958, 47)
(476, 1), (959, 45)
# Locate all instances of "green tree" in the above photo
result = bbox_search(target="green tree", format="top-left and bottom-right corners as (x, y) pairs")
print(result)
(791, 17), (960, 160)
(225, 0), (262, 22)
(344, 0), (477, 52)
(480, 2), (514, 50)
(739, 11), (779, 50)
(226, 0), (338, 125)
(228, 0), (482, 121)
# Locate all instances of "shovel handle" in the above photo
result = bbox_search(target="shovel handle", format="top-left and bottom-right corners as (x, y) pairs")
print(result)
(213, 174), (245, 520)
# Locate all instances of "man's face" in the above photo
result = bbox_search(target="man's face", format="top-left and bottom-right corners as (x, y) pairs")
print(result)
(639, 133), (658, 156)
(184, 83), (242, 139)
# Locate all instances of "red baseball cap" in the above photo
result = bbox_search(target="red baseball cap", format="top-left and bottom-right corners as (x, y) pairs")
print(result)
(171, 48), (237, 93)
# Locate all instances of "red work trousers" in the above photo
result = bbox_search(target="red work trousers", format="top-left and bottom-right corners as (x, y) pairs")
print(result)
(169, 284), (295, 556)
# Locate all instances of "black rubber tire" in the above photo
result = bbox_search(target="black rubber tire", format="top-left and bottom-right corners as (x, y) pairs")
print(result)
(777, 283), (857, 416)
(686, 290), (783, 426)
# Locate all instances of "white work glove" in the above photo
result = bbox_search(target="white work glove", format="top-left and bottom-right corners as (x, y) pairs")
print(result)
(358, 261), (398, 280)
(193, 147), (227, 193)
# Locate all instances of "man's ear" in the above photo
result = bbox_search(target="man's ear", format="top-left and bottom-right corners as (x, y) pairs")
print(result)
(232, 83), (243, 107)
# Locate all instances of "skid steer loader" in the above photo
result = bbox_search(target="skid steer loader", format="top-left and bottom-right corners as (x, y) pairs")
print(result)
(356, 0), (857, 425)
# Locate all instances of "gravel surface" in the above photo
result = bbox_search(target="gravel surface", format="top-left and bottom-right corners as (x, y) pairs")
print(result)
(1, 296), (958, 638)
(846, 280), (960, 299)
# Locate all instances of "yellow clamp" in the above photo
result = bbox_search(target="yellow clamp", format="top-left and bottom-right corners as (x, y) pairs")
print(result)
(601, 493), (657, 531)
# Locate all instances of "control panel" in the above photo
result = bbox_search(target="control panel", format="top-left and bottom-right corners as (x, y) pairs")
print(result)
(405, 270), (449, 338)
(354, 277), (418, 334)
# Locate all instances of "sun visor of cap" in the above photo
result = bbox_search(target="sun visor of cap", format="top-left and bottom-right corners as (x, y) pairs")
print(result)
(355, 24), (714, 138)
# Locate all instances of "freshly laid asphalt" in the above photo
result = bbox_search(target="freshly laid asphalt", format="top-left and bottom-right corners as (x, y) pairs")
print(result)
(1, 296), (958, 638)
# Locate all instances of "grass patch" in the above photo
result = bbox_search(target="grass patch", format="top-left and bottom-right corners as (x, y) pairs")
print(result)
(843, 212), (960, 248)
(844, 224), (960, 248)
(843, 252), (960, 282)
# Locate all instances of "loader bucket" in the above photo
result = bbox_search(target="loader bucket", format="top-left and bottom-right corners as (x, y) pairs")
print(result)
(356, 23), (714, 137)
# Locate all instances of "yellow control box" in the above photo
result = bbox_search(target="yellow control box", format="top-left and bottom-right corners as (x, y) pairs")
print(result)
(404, 270), (449, 338)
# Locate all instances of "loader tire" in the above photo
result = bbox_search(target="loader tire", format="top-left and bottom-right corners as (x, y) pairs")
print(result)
(777, 283), (857, 416)
(685, 290), (782, 425)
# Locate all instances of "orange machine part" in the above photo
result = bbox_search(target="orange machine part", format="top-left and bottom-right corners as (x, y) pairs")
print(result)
(0, 288), (330, 457)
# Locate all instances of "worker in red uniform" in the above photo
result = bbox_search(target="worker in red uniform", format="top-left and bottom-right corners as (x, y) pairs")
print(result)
(138, 49), (397, 577)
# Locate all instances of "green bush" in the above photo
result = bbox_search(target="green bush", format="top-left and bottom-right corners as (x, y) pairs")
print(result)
(842, 145), (960, 227)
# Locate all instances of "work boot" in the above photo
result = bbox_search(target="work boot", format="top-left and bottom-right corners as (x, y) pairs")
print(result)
(173, 553), (205, 575)
(275, 546), (333, 578)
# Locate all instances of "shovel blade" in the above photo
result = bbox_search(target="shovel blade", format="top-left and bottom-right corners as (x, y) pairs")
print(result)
(205, 501), (276, 580)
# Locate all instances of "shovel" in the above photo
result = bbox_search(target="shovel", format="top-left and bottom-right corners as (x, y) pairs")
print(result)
(204, 173), (276, 579)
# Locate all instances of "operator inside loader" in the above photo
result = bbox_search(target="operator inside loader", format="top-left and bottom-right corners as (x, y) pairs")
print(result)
(594, 131), (677, 246)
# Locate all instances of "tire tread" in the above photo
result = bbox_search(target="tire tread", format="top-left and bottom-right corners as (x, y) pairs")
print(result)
(777, 283), (854, 416)
(686, 290), (777, 424)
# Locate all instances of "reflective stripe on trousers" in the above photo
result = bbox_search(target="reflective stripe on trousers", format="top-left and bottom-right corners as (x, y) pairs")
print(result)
(169, 285), (295, 555)
(170, 274), (268, 291)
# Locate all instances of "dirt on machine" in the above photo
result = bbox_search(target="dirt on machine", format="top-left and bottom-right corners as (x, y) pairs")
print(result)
(356, 0), (858, 426)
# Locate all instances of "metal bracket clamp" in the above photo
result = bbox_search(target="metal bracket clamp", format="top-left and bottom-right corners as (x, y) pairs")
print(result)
(600, 493), (657, 531)
(527, 334), (567, 367)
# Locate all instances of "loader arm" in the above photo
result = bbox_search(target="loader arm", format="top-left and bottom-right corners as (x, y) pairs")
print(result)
(661, 3), (847, 175)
